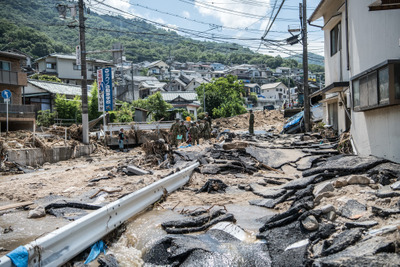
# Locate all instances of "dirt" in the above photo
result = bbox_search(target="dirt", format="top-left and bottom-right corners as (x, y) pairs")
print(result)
(213, 110), (284, 133)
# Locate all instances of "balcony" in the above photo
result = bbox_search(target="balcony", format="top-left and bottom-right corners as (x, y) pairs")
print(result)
(0, 104), (37, 119)
(0, 70), (27, 86)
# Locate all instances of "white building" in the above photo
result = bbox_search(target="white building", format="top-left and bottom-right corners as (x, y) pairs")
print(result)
(260, 82), (289, 100)
(309, 0), (400, 163)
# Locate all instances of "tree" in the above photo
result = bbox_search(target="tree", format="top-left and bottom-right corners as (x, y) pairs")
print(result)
(54, 94), (81, 122)
(196, 75), (246, 118)
(36, 110), (55, 127)
(116, 102), (133, 122)
(146, 92), (173, 121)
(88, 82), (102, 121)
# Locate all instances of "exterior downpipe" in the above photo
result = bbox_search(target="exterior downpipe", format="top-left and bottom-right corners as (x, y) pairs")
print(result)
(0, 162), (199, 267)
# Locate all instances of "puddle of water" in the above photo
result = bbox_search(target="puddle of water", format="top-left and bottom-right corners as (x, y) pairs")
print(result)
(110, 205), (276, 265)
(0, 210), (68, 257)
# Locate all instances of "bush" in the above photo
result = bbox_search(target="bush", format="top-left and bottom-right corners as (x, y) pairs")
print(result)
(36, 110), (55, 127)
(197, 112), (205, 120)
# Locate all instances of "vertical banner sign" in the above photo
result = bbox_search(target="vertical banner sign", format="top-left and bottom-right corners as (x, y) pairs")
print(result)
(103, 67), (113, 111)
(97, 69), (104, 112)
(76, 45), (81, 66)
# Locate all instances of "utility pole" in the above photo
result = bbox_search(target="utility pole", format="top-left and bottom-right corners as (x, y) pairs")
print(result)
(301, 0), (310, 132)
(79, 0), (89, 144)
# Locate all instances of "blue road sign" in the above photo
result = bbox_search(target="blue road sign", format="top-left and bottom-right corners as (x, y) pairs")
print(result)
(1, 89), (11, 99)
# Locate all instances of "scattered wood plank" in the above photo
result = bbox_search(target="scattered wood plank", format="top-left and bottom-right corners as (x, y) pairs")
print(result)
(0, 201), (33, 211)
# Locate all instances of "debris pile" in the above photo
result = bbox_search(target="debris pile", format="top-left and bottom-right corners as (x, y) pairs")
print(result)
(214, 110), (284, 133)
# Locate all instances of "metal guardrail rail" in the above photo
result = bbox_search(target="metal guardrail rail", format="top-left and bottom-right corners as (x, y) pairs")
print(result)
(0, 162), (199, 267)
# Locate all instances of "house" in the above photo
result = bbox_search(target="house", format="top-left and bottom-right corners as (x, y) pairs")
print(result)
(160, 91), (200, 118)
(210, 63), (225, 71)
(275, 67), (291, 76)
(147, 60), (169, 79)
(0, 51), (36, 131)
(138, 80), (166, 99)
(309, 0), (400, 163)
(35, 54), (113, 85)
(119, 76), (159, 101)
(260, 82), (289, 102)
(244, 83), (261, 96)
(167, 74), (209, 92)
(24, 79), (81, 112)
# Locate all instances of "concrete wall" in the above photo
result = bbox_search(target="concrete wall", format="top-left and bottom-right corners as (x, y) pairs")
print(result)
(351, 105), (400, 163)
(8, 144), (95, 167)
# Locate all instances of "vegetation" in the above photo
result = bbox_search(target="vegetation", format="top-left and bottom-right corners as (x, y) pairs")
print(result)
(196, 75), (247, 118)
(0, 0), (324, 68)
(30, 73), (62, 83)
(36, 110), (55, 127)
(54, 94), (81, 122)
(115, 102), (133, 123)
(88, 82), (103, 121)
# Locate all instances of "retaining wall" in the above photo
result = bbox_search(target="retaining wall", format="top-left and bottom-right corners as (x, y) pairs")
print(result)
(7, 144), (95, 167)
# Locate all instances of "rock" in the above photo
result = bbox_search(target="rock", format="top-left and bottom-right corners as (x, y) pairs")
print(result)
(321, 228), (363, 256)
(332, 178), (348, 188)
(301, 215), (319, 231)
(346, 175), (371, 185)
(345, 220), (378, 229)
(390, 180), (400, 190)
(314, 192), (335, 205)
(313, 181), (334, 197)
(28, 206), (46, 218)
(319, 204), (336, 214)
(339, 199), (367, 219)
(326, 211), (336, 221)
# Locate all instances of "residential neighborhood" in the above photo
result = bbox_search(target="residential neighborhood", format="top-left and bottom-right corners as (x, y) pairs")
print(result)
(0, 0), (399, 266)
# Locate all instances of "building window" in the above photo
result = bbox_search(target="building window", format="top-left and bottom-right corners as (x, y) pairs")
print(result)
(73, 63), (81, 70)
(46, 63), (56, 69)
(352, 61), (400, 111)
(0, 61), (11, 71)
(330, 22), (341, 56)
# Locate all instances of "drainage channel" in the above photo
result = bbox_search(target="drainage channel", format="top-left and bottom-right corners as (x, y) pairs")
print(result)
(0, 163), (199, 267)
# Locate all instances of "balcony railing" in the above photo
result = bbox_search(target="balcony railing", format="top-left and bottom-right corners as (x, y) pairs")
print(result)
(0, 104), (38, 114)
(0, 70), (27, 86)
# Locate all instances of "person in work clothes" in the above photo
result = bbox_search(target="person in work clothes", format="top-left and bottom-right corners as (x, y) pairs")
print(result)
(205, 112), (212, 127)
(249, 110), (255, 135)
(189, 122), (199, 145)
(179, 120), (188, 143)
(203, 118), (211, 140)
(118, 128), (126, 151)
(169, 118), (180, 147)
(198, 119), (204, 139)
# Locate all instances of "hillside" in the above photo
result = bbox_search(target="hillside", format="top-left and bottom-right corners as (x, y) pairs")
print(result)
(287, 52), (325, 66)
(0, 0), (324, 70)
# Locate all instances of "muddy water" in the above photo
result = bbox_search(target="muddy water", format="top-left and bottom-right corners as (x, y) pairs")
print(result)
(0, 208), (67, 257)
(109, 205), (275, 266)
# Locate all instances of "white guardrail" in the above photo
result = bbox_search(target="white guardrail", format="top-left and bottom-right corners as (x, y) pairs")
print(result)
(0, 162), (199, 267)
(104, 121), (174, 132)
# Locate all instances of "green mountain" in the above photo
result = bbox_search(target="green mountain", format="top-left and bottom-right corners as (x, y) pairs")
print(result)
(287, 52), (325, 67)
(0, 0), (323, 71)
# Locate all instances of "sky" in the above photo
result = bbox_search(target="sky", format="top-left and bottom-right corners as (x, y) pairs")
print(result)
(88, 0), (325, 59)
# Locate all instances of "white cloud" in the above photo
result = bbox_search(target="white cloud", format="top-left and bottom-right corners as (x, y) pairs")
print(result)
(182, 10), (191, 18)
(103, 0), (131, 11)
(194, 0), (270, 29)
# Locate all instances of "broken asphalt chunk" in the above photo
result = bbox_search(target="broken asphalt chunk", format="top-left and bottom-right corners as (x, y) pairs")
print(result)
(321, 228), (363, 256)
(246, 146), (307, 169)
(197, 179), (228, 194)
(339, 199), (367, 220)
(125, 165), (150, 175)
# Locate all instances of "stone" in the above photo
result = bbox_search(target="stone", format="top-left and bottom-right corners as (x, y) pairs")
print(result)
(319, 204), (336, 214)
(345, 220), (378, 229)
(339, 199), (367, 219)
(390, 180), (400, 190)
(313, 181), (334, 197)
(332, 178), (348, 188)
(326, 211), (336, 221)
(301, 215), (319, 231)
(346, 175), (371, 185)
(28, 205), (46, 219)
(314, 192), (335, 205)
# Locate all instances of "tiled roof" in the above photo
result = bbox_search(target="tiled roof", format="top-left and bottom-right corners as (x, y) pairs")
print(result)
(160, 91), (198, 102)
(28, 79), (82, 96)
